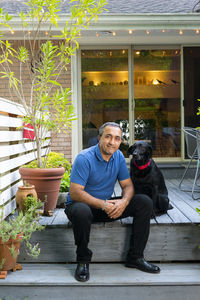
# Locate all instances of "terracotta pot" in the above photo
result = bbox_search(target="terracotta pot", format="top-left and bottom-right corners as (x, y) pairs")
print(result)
(0, 235), (22, 271)
(19, 167), (65, 214)
(16, 185), (38, 213)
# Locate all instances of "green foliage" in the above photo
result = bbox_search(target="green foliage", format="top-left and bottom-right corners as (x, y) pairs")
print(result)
(60, 168), (71, 192)
(0, 199), (44, 269)
(24, 195), (40, 213)
(23, 151), (71, 169)
(0, 0), (107, 168)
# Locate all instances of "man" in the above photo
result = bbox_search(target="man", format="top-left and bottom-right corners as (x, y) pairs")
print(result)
(65, 122), (160, 282)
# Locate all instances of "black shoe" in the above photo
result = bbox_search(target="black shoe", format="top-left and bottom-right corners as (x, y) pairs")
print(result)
(125, 258), (160, 274)
(75, 263), (90, 282)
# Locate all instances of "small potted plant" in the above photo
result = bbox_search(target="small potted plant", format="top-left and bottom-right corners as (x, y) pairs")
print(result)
(0, 199), (44, 279)
(20, 152), (71, 215)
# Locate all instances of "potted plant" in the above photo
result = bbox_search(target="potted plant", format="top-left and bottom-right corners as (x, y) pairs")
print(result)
(16, 182), (38, 214)
(0, 0), (106, 214)
(0, 199), (44, 279)
(20, 152), (71, 215)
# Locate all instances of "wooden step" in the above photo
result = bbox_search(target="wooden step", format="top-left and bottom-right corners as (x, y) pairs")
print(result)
(18, 179), (200, 263)
(1, 263), (200, 299)
(17, 208), (200, 263)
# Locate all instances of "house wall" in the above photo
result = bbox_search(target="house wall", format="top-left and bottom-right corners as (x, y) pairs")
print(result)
(0, 40), (73, 162)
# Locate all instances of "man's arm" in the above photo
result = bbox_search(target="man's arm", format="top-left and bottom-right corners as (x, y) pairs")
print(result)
(106, 178), (134, 219)
(70, 182), (115, 211)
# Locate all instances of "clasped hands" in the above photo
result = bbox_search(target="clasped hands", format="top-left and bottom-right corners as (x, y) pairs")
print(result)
(104, 199), (127, 219)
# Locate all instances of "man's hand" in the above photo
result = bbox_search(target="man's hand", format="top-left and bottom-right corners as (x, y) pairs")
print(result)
(105, 199), (128, 219)
(104, 178), (134, 219)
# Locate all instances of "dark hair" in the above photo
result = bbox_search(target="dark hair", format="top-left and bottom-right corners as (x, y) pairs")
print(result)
(99, 122), (123, 137)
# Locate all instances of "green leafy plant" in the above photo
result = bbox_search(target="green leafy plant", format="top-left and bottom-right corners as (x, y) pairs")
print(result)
(0, 0), (107, 168)
(59, 168), (71, 192)
(23, 151), (71, 170)
(0, 199), (44, 270)
(24, 195), (41, 214)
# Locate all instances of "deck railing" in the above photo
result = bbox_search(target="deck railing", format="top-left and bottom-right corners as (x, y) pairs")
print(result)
(0, 97), (49, 219)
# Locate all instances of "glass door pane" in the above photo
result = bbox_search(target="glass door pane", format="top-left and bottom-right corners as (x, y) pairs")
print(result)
(183, 47), (200, 128)
(81, 49), (129, 157)
(133, 49), (181, 158)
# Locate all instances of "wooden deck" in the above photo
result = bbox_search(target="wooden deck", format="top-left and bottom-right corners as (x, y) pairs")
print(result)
(39, 178), (200, 226)
(2, 179), (200, 299)
(17, 178), (200, 263)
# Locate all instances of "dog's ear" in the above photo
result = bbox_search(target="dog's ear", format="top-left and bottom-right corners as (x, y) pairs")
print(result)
(127, 145), (135, 156)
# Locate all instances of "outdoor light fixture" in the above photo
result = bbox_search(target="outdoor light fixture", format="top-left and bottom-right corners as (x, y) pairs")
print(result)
(112, 31), (116, 36)
(129, 30), (133, 34)
(146, 30), (150, 35)
(179, 30), (183, 35)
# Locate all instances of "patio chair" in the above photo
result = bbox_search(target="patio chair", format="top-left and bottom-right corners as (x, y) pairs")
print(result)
(179, 127), (200, 200)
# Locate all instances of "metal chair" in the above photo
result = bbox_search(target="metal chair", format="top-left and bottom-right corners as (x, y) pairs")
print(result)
(179, 127), (200, 200)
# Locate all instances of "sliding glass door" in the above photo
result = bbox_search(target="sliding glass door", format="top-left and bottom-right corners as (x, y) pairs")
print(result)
(81, 47), (181, 159)
(81, 49), (130, 157)
(133, 49), (181, 158)
(183, 47), (200, 128)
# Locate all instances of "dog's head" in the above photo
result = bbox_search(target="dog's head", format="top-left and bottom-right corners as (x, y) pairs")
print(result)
(127, 141), (152, 166)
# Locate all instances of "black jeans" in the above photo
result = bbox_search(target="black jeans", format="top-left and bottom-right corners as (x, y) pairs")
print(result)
(65, 194), (153, 263)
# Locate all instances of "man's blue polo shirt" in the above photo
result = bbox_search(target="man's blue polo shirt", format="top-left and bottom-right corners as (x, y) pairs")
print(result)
(66, 143), (130, 205)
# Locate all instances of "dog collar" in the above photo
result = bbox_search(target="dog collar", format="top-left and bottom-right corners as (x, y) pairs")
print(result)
(133, 159), (151, 170)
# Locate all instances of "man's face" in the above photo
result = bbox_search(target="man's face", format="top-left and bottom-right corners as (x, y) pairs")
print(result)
(99, 126), (122, 157)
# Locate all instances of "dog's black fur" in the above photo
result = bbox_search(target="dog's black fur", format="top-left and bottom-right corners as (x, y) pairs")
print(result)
(128, 141), (172, 216)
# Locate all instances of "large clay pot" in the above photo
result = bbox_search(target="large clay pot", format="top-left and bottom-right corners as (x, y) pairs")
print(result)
(0, 234), (22, 272)
(19, 167), (65, 215)
(16, 185), (38, 213)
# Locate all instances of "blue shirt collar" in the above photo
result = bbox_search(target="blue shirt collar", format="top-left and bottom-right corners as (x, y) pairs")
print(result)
(95, 143), (115, 162)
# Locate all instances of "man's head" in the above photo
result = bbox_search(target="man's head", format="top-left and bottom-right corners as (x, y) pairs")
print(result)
(99, 122), (122, 138)
(98, 122), (123, 159)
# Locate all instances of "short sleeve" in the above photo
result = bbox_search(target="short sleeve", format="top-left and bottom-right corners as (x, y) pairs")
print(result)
(117, 152), (130, 182)
(70, 154), (90, 187)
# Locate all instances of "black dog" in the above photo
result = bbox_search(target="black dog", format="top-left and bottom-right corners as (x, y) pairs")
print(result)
(128, 141), (172, 216)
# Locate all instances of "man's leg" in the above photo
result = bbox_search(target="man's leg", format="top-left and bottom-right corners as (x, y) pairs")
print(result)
(121, 194), (160, 273)
(65, 202), (93, 281)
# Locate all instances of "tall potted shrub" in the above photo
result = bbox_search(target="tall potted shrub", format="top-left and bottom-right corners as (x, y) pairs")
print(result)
(0, 0), (107, 215)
